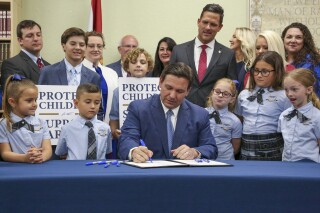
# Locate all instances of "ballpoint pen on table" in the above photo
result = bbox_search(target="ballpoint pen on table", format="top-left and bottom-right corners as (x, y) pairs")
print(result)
(86, 160), (121, 167)
(139, 139), (153, 162)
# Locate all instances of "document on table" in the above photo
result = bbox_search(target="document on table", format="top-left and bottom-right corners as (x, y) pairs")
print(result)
(124, 160), (232, 168)
(170, 159), (232, 167)
(124, 160), (188, 168)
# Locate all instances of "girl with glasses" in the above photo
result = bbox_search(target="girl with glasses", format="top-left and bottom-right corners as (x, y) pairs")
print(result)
(234, 51), (291, 161)
(205, 78), (242, 160)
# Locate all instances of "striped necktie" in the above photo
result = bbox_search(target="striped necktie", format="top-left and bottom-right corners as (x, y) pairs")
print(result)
(85, 121), (97, 160)
(37, 58), (44, 69)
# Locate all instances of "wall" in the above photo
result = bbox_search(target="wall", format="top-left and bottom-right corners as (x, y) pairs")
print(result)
(20, 0), (248, 65)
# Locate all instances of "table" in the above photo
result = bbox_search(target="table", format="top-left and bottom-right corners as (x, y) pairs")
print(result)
(1, 160), (319, 212)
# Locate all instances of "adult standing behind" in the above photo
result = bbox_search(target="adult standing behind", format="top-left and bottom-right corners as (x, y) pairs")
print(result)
(256, 30), (295, 72)
(82, 31), (118, 123)
(149, 37), (176, 77)
(281, 22), (320, 97)
(0, 20), (50, 88)
(243, 30), (296, 89)
(119, 62), (217, 162)
(106, 35), (139, 77)
(170, 3), (237, 107)
(229, 27), (256, 91)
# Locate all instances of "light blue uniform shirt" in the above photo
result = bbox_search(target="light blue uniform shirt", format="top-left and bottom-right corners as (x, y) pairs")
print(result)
(109, 87), (119, 120)
(0, 113), (51, 154)
(278, 102), (320, 163)
(206, 106), (242, 160)
(234, 87), (291, 134)
(56, 115), (112, 160)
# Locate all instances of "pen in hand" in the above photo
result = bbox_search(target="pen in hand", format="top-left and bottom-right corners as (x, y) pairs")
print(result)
(139, 139), (153, 162)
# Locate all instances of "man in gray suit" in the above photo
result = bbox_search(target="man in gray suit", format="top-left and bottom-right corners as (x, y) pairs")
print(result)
(170, 3), (237, 107)
(1, 20), (50, 88)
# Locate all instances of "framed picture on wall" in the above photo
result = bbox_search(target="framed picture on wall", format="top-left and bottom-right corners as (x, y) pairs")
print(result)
(249, 0), (320, 48)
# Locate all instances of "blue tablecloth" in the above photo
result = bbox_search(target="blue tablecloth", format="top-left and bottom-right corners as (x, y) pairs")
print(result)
(0, 160), (320, 212)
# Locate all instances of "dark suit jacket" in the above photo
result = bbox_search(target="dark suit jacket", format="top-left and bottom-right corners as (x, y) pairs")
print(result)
(106, 60), (122, 77)
(38, 60), (100, 86)
(118, 94), (218, 160)
(0, 51), (50, 88)
(170, 39), (237, 107)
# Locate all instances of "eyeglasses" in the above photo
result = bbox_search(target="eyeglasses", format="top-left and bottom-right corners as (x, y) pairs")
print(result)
(121, 45), (137, 49)
(87, 44), (104, 50)
(212, 89), (233, 98)
(251, 68), (275, 77)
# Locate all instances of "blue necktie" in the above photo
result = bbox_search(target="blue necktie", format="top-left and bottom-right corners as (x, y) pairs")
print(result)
(69, 69), (79, 86)
(166, 110), (174, 153)
(94, 66), (108, 116)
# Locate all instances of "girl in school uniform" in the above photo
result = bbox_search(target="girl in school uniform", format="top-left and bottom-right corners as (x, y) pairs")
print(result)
(206, 78), (242, 160)
(234, 51), (291, 160)
(278, 68), (320, 163)
(0, 74), (52, 163)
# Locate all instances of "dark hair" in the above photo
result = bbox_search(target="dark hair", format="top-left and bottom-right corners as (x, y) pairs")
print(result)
(16, 20), (41, 38)
(200, 4), (224, 24)
(151, 37), (177, 77)
(249, 51), (285, 90)
(160, 62), (194, 89)
(85, 31), (105, 47)
(2, 75), (37, 131)
(76, 83), (101, 99)
(123, 48), (154, 73)
(281, 22), (320, 66)
(61, 27), (85, 44)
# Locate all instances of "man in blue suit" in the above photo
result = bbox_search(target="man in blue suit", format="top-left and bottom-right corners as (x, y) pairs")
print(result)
(119, 62), (217, 162)
(106, 35), (138, 77)
(38, 27), (100, 86)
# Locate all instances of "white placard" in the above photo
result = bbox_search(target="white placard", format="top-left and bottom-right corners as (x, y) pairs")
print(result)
(119, 77), (160, 127)
(36, 85), (78, 145)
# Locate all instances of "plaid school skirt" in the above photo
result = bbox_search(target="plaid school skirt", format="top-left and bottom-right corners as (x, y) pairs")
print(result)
(240, 133), (284, 161)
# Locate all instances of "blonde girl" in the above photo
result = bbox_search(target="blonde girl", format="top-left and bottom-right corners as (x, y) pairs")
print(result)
(279, 68), (320, 162)
(206, 78), (242, 160)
